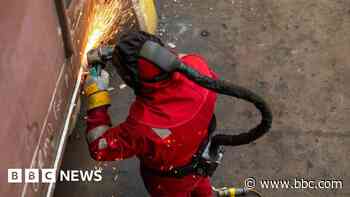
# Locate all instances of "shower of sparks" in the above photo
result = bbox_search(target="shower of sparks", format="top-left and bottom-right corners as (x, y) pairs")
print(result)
(82, 0), (134, 64)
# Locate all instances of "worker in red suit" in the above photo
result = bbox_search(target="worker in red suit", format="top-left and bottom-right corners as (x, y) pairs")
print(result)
(83, 31), (217, 197)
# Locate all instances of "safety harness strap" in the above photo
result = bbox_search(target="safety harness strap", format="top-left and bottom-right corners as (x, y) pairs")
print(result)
(142, 162), (197, 178)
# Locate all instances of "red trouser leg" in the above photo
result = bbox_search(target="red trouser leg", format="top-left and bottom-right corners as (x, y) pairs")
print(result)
(141, 168), (212, 197)
(191, 177), (212, 197)
(143, 180), (192, 197)
(149, 191), (191, 197)
(145, 177), (212, 197)
(141, 172), (212, 196)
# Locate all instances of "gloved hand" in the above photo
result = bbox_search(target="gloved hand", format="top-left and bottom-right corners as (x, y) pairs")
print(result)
(87, 46), (114, 65)
(84, 66), (111, 111)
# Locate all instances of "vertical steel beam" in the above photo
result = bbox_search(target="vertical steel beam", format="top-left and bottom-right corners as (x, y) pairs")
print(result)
(54, 0), (74, 58)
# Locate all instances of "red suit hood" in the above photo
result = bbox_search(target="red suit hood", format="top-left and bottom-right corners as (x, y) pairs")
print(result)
(129, 54), (217, 128)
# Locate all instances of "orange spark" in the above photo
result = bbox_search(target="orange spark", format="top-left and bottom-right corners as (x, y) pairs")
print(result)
(82, 0), (134, 64)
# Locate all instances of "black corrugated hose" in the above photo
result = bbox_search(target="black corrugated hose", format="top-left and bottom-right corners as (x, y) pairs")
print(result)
(177, 63), (273, 153)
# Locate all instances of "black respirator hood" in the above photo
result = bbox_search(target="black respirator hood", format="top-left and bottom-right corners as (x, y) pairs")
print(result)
(112, 32), (169, 89)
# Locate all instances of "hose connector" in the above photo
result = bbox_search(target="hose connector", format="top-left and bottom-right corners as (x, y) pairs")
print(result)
(214, 187), (248, 197)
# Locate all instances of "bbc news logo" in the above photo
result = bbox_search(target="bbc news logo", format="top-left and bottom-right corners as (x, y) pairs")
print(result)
(8, 169), (102, 183)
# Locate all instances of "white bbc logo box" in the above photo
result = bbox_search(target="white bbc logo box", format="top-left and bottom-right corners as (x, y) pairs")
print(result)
(8, 168), (102, 183)
(8, 169), (56, 183)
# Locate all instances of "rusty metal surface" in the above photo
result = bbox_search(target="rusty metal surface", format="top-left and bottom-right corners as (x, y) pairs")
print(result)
(0, 0), (90, 196)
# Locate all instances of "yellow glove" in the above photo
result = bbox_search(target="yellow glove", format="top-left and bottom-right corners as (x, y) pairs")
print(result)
(84, 68), (111, 110)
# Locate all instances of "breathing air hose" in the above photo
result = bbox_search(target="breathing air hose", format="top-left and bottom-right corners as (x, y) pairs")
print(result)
(176, 63), (273, 153)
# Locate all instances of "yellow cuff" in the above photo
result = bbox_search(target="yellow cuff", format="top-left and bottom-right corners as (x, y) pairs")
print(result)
(85, 82), (100, 96)
(88, 91), (111, 110)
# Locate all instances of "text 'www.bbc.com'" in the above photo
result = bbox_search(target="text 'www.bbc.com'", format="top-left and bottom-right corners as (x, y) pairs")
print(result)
(244, 177), (343, 190)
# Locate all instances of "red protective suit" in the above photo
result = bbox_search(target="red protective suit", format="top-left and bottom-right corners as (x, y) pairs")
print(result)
(86, 54), (217, 197)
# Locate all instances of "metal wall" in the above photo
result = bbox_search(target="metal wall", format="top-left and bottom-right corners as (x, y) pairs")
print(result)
(0, 0), (90, 196)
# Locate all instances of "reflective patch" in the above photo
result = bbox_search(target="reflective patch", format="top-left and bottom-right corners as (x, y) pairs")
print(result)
(152, 128), (171, 139)
(98, 138), (108, 150)
(87, 125), (110, 144)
